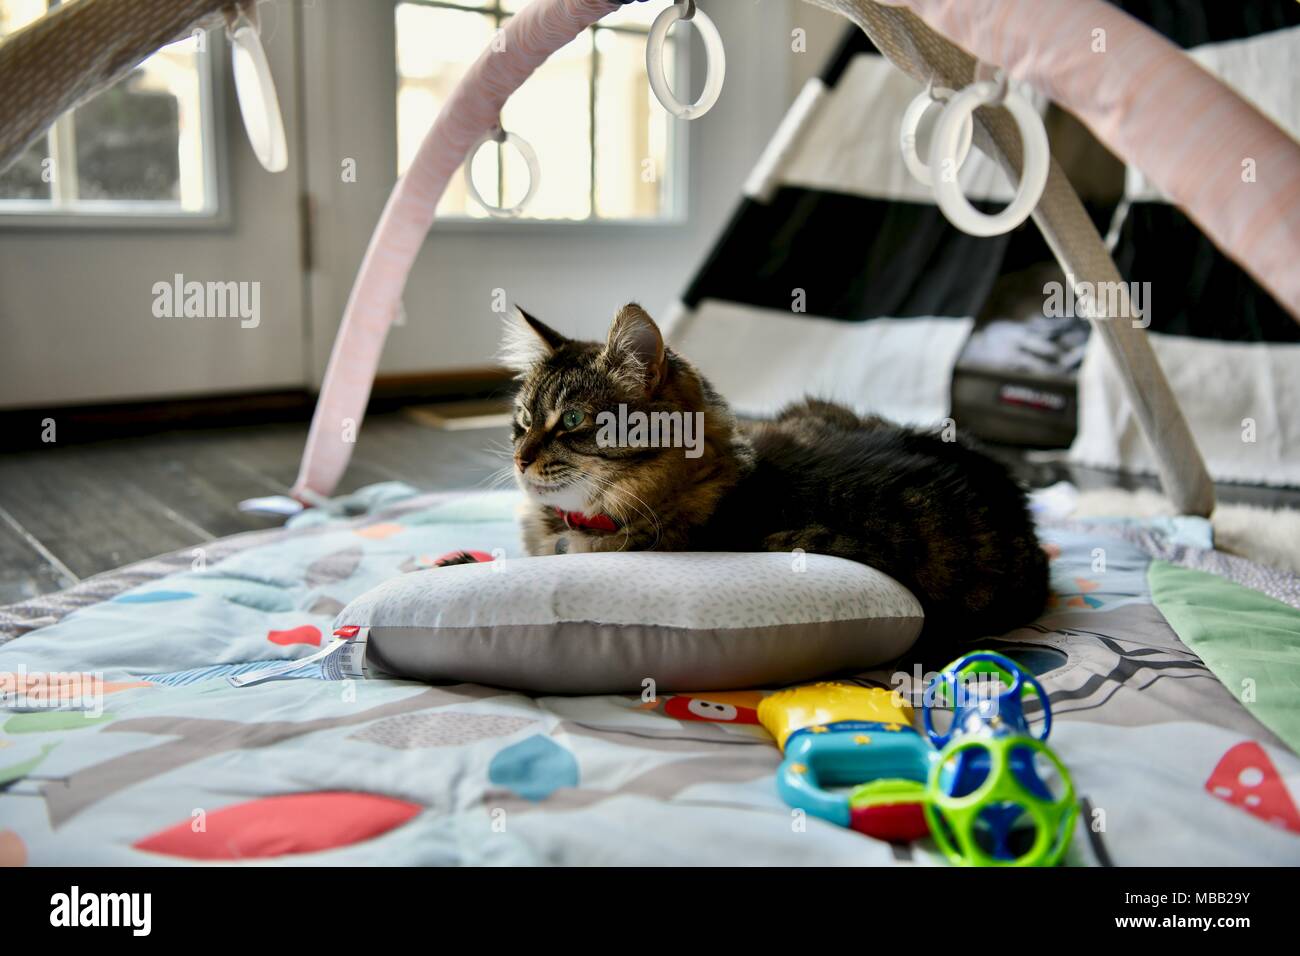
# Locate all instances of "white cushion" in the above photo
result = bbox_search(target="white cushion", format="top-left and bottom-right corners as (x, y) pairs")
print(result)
(335, 551), (923, 694)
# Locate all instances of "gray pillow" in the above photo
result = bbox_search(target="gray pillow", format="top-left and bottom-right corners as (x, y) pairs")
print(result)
(334, 551), (922, 694)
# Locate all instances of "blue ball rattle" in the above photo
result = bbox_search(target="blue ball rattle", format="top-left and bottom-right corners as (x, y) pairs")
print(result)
(923, 650), (1051, 748)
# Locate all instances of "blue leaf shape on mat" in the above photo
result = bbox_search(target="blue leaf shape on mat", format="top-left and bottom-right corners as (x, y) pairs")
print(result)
(488, 735), (579, 802)
(112, 590), (196, 604)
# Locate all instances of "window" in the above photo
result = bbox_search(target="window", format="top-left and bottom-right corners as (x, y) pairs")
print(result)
(396, 0), (680, 222)
(0, 0), (218, 218)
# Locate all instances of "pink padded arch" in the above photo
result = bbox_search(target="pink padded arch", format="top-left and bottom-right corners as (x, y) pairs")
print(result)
(292, 0), (617, 501)
(882, 0), (1300, 316)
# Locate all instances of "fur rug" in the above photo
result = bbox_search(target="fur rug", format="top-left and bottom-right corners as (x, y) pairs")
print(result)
(1069, 488), (1300, 575)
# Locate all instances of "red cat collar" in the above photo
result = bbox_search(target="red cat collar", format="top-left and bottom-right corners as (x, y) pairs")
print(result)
(553, 508), (620, 533)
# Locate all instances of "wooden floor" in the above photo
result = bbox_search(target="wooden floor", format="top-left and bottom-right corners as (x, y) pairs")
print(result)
(0, 412), (510, 605)
(1, 411), (1298, 605)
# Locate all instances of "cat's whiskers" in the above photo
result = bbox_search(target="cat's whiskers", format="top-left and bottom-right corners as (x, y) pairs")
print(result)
(478, 464), (519, 491)
(481, 438), (516, 461)
(472, 438), (520, 491)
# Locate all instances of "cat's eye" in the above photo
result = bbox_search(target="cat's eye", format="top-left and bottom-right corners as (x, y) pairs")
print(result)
(561, 409), (586, 430)
(517, 407), (532, 428)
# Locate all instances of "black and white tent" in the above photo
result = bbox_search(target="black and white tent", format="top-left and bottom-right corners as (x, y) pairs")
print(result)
(667, 2), (1300, 487)
(668, 27), (1023, 429)
(1073, 2), (1300, 487)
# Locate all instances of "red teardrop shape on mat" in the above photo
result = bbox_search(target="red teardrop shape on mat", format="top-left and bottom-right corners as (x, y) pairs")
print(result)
(1205, 741), (1300, 834)
(267, 625), (322, 647)
(133, 792), (422, 860)
(0, 830), (27, 867)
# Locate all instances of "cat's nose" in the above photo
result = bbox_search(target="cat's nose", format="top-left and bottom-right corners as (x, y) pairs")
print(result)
(515, 452), (535, 473)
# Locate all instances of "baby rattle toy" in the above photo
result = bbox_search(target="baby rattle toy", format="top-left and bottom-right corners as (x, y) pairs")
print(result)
(757, 683), (934, 842)
(758, 651), (1077, 866)
(921, 651), (1077, 867)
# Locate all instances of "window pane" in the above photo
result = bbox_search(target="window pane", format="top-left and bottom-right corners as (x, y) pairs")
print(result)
(0, 137), (52, 201)
(395, 2), (496, 218)
(394, 3), (678, 222)
(0, 0), (44, 36)
(1, 3), (214, 216)
(0, 1), (53, 201)
(600, 0), (672, 29)
(505, 0), (670, 27)
(594, 28), (671, 219)
(499, 27), (592, 220)
(71, 35), (206, 206)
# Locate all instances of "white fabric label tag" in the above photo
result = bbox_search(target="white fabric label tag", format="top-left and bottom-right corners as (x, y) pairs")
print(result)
(229, 636), (352, 687)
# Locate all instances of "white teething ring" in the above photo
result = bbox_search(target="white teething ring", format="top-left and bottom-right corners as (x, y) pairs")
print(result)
(646, 1), (725, 120)
(464, 126), (540, 218)
(929, 79), (1049, 237)
(228, 11), (288, 173)
(899, 86), (972, 187)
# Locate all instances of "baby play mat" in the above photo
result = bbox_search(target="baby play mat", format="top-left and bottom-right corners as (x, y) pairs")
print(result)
(1, 484), (1298, 865)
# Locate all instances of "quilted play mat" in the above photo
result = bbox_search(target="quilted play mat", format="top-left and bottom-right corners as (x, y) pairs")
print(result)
(1, 484), (1299, 866)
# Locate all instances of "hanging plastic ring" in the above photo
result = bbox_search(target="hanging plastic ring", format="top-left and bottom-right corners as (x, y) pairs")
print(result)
(647, 1), (725, 120)
(928, 79), (1048, 237)
(899, 86), (972, 187)
(464, 127), (540, 218)
(228, 10), (288, 173)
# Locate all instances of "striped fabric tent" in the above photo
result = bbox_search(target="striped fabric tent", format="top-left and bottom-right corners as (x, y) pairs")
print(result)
(1072, 2), (1300, 486)
(674, 0), (1300, 500)
(667, 28), (1032, 428)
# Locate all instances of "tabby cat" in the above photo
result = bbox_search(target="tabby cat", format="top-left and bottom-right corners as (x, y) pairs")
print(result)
(502, 303), (1050, 650)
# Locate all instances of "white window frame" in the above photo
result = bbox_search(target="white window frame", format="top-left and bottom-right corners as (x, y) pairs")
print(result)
(0, 22), (226, 230)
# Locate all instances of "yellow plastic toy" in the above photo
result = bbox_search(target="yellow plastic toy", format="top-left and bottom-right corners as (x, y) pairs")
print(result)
(758, 683), (933, 841)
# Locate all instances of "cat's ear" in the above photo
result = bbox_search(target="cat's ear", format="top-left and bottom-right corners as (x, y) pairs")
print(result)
(500, 306), (568, 375)
(603, 303), (667, 394)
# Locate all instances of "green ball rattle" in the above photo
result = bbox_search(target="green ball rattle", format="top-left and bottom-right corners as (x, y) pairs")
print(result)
(924, 734), (1077, 867)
